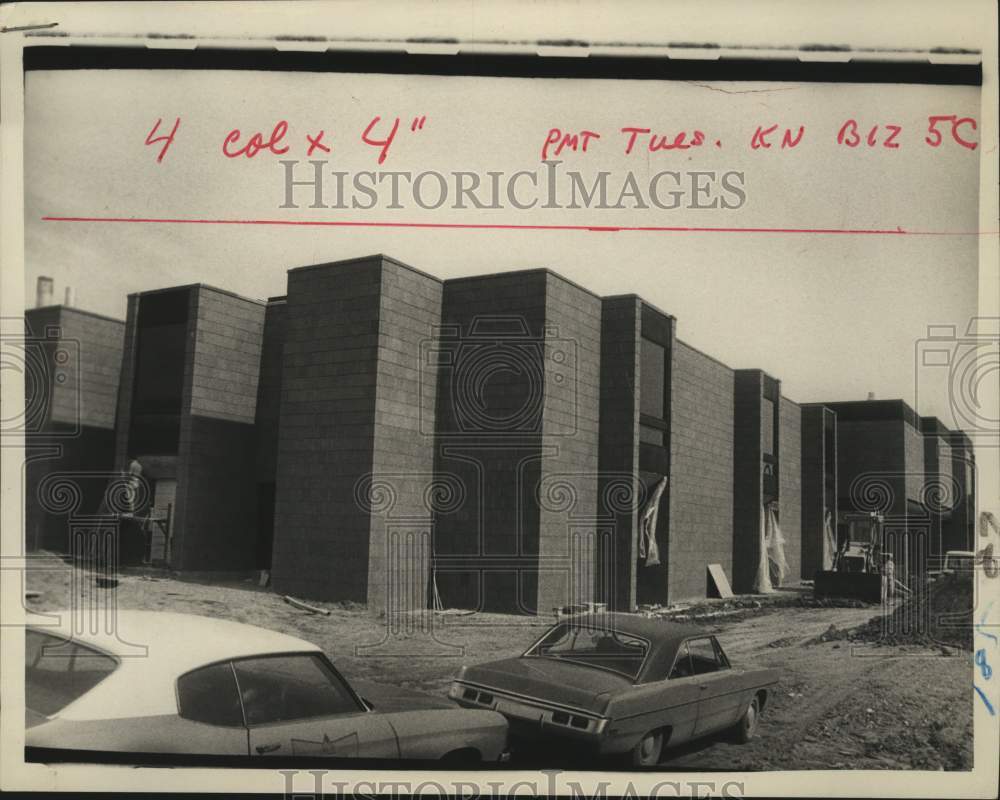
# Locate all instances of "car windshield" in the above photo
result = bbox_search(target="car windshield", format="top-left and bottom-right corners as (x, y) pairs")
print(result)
(25, 630), (118, 716)
(524, 623), (649, 679)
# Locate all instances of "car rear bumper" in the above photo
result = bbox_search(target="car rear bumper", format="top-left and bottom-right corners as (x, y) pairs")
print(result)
(450, 681), (607, 744)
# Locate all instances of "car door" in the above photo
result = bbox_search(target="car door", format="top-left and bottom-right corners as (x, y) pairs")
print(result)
(234, 653), (400, 759)
(660, 640), (700, 744)
(688, 637), (741, 736)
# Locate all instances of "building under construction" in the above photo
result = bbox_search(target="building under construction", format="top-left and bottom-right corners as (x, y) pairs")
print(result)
(23, 260), (976, 614)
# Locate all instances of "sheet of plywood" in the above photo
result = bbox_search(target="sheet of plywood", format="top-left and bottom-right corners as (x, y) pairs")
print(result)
(707, 563), (734, 599)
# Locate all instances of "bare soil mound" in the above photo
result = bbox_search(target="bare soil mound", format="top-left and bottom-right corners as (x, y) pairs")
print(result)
(849, 572), (973, 650)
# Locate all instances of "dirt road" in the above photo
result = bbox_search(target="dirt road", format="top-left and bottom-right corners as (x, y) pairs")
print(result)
(23, 555), (972, 770)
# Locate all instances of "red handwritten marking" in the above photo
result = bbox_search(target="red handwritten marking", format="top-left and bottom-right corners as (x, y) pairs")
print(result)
(541, 129), (601, 160)
(145, 118), (181, 163)
(750, 125), (779, 149)
(620, 127), (651, 155)
(223, 121), (290, 158)
(926, 115), (977, 150)
(39, 216), (995, 236)
(837, 119), (861, 147)
(752, 124), (807, 150)
(361, 116), (400, 164)
(305, 130), (330, 156)
(781, 126), (805, 148)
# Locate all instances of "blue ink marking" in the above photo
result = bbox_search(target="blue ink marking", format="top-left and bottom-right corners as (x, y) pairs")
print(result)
(974, 684), (995, 715)
(976, 601), (997, 642)
(976, 648), (993, 679)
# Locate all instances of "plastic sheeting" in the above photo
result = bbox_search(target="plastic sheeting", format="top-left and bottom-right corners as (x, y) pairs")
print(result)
(766, 505), (789, 587)
(754, 504), (789, 593)
(823, 509), (837, 570)
(639, 477), (667, 567)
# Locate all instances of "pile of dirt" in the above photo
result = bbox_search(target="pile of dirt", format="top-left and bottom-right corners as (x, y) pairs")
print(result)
(850, 572), (973, 650)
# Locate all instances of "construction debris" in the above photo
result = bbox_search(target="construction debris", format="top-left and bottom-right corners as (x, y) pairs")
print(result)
(282, 594), (331, 616)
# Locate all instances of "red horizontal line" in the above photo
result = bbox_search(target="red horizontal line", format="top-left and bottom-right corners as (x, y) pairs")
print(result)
(40, 216), (992, 235)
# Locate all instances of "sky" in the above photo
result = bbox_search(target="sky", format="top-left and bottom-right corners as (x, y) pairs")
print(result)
(24, 69), (981, 421)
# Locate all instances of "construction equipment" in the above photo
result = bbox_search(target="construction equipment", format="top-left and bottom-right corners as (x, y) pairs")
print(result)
(813, 512), (884, 602)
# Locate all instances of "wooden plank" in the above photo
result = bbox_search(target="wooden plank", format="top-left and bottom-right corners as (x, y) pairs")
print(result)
(707, 563), (734, 599)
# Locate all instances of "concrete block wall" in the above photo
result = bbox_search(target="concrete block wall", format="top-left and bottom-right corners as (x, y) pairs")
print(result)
(48, 308), (125, 430)
(255, 298), (287, 484)
(778, 396), (802, 584)
(597, 296), (641, 611)
(173, 287), (266, 570)
(432, 271), (548, 613)
(921, 417), (955, 557)
(271, 258), (384, 602)
(903, 417), (926, 509)
(945, 432), (975, 552)
(837, 419), (908, 513)
(113, 295), (141, 471)
(367, 260), (443, 613)
(827, 402), (923, 518)
(667, 340), (736, 602)
(800, 404), (836, 579)
(732, 370), (764, 593)
(536, 273), (602, 614)
(24, 307), (124, 552)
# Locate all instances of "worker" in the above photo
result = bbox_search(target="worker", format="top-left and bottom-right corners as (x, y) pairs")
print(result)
(881, 553), (895, 604)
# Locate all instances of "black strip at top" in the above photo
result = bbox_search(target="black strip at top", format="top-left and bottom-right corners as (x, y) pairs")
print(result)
(23, 45), (982, 86)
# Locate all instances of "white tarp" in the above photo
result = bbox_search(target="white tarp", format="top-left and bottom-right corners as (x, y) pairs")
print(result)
(754, 505), (773, 593)
(823, 509), (837, 570)
(638, 477), (667, 567)
(766, 504), (789, 587)
(754, 503), (789, 593)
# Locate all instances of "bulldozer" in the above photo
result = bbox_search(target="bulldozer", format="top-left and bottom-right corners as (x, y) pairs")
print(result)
(813, 511), (885, 602)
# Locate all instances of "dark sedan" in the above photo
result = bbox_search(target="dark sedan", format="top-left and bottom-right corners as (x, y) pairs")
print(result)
(448, 612), (779, 766)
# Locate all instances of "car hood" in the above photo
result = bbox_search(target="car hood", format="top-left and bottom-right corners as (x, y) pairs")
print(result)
(351, 679), (456, 712)
(458, 656), (630, 713)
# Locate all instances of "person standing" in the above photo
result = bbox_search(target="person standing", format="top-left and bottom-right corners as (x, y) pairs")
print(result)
(881, 553), (895, 604)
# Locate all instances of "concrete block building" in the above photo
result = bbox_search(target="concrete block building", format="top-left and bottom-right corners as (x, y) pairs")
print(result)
(25, 254), (975, 615)
(821, 399), (975, 570)
(269, 256), (443, 612)
(23, 303), (124, 551)
(113, 284), (267, 569)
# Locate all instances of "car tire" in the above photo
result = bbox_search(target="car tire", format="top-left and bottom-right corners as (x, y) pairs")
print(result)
(733, 695), (760, 743)
(629, 730), (663, 767)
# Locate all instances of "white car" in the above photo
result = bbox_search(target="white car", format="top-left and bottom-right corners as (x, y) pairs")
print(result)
(25, 610), (508, 764)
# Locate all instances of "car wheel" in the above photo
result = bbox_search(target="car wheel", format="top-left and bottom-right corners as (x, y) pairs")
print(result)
(630, 730), (663, 767)
(734, 695), (760, 743)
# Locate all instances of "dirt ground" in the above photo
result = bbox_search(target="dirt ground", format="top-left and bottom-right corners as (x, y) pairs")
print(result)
(22, 554), (973, 771)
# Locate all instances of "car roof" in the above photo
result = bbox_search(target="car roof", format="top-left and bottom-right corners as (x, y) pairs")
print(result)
(557, 613), (708, 683)
(26, 610), (323, 721)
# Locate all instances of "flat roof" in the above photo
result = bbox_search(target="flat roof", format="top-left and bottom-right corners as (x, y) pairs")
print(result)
(26, 305), (125, 326)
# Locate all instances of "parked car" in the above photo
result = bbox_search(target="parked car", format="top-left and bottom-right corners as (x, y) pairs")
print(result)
(449, 612), (779, 766)
(25, 610), (508, 765)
